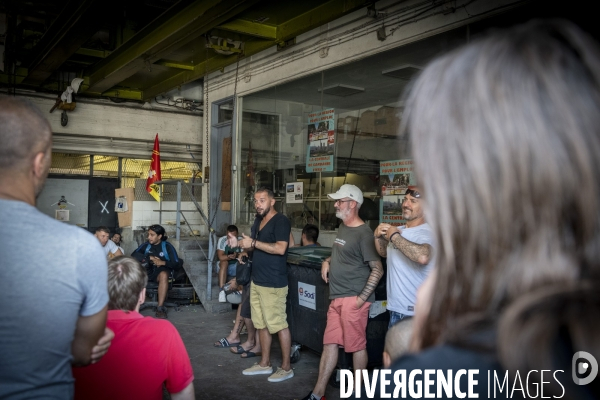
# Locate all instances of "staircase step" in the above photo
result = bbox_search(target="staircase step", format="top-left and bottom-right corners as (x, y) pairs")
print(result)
(184, 260), (211, 277)
(179, 237), (210, 250)
(196, 283), (231, 313)
(182, 249), (208, 262)
(183, 261), (226, 313)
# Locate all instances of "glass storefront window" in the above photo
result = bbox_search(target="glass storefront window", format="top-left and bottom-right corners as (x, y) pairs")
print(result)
(236, 27), (467, 231)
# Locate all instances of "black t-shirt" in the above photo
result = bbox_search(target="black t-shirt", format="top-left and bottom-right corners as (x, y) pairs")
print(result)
(250, 213), (291, 288)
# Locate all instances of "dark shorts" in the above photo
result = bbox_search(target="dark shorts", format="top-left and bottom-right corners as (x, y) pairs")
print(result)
(147, 266), (170, 282)
(240, 282), (251, 319)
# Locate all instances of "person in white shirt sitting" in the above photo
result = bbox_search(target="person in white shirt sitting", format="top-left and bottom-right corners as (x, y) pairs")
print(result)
(94, 226), (123, 259)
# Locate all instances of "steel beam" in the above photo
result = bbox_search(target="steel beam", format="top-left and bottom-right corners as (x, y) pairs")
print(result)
(276, 0), (368, 41)
(141, 0), (369, 100)
(142, 39), (274, 101)
(88, 88), (144, 101)
(155, 60), (196, 71)
(218, 19), (277, 39)
(84, 0), (262, 94)
(0, 67), (28, 85)
(75, 48), (112, 58)
(21, 0), (110, 86)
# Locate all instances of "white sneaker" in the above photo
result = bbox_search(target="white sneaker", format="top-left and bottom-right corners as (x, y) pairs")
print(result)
(268, 367), (294, 382)
(218, 290), (226, 303)
(243, 363), (273, 376)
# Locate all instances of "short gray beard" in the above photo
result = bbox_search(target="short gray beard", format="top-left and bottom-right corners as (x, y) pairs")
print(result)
(336, 208), (351, 221)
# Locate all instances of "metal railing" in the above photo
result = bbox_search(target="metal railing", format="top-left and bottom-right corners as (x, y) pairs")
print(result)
(154, 180), (217, 299)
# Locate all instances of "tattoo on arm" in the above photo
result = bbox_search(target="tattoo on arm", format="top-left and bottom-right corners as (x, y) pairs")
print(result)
(375, 238), (388, 257)
(391, 235), (432, 265)
(358, 261), (384, 302)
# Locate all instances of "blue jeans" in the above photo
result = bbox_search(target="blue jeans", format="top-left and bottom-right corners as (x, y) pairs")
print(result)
(389, 310), (412, 329)
(217, 262), (238, 278)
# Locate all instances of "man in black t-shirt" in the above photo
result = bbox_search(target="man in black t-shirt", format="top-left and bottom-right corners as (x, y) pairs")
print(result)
(238, 187), (293, 383)
(131, 224), (180, 319)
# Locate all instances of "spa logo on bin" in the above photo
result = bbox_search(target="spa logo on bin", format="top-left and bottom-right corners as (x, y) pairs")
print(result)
(298, 282), (316, 310)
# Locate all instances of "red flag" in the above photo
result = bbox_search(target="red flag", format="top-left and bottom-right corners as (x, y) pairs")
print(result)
(146, 134), (162, 202)
(246, 140), (255, 188)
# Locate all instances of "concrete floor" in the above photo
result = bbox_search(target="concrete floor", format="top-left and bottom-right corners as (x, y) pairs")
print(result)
(141, 304), (343, 400)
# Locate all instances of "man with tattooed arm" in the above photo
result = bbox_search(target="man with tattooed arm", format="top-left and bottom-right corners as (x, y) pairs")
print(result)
(373, 186), (434, 329)
(296, 184), (383, 400)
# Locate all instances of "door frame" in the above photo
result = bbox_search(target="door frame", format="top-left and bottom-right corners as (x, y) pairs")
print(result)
(210, 96), (237, 235)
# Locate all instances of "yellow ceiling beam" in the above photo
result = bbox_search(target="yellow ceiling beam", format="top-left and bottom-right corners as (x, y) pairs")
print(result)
(76, 48), (112, 58)
(277, 0), (368, 40)
(140, 0), (369, 100)
(84, 0), (261, 94)
(142, 39), (274, 101)
(155, 60), (196, 71)
(218, 19), (277, 39)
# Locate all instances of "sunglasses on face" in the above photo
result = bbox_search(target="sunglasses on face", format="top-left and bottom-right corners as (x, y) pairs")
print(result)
(405, 188), (421, 198)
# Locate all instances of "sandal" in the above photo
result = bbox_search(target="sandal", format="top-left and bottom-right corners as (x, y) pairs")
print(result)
(241, 351), (262, 358)
(213, 337), (241, 348)
(230, 345), (249, 354)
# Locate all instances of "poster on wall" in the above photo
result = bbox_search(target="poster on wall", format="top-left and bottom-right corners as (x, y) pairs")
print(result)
(380, 159), (415, 226)
(306, 108), (335, 172)
(55, 209), (70, 222)
(286, 182), (304, 204)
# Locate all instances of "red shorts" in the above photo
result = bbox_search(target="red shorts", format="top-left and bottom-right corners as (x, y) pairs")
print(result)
(323, 296), (371, 353)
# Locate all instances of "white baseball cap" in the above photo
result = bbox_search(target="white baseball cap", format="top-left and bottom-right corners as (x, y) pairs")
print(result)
(328, 184), (364, 205)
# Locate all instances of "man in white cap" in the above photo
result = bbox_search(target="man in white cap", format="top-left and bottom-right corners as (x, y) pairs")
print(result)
(296, 184), (383, 400)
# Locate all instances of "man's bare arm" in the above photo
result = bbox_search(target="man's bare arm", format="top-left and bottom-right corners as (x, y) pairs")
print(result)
(358, 260), (384, 303)
(71, 305), (108, 366)
(216, 249), (229, 262)
(171, 382), (195, 400)
(389, 234), (432, 265)
(254, 240), (288, 255)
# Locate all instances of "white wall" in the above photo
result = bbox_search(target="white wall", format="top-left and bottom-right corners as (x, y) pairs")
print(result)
(14, 93), (203, 160)
(130, 200), (207, 236)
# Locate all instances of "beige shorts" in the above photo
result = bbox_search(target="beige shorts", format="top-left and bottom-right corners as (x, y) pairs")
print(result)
(250, 282), (289, 334)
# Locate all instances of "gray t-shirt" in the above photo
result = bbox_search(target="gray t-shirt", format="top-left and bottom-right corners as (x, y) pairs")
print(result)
(329, 223), (380, 302)
(0, 199), (109, 399)
(386, 223), (435, 315)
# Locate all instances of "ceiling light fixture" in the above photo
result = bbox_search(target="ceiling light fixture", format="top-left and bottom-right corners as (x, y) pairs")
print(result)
(381, 64), (422, 80)
(318, 84), (365, 97)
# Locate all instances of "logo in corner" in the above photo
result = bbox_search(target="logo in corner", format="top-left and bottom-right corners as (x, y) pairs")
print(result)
(572, 351), (598, 385)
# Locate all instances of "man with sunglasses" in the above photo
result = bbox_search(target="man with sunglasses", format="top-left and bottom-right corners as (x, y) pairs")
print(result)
(374, 186), (434, 328)
(298, 184), (383, 400)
